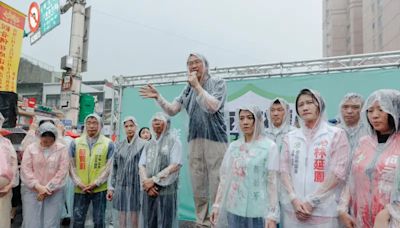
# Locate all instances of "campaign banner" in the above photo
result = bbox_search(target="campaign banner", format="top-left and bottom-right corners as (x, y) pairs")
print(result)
(0, 2), (25, 92)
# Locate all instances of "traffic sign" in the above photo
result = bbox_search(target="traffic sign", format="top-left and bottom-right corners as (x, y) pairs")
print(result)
(40, 0), (60, 35)
(28, 2), (40, 33)
(29, 29), (42, 45)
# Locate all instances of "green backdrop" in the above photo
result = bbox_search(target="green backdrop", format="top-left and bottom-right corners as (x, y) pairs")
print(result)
(120, 68), (400, 221)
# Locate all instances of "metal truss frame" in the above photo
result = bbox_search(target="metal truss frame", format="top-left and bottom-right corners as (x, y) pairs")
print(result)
(111, 51), (400, 137)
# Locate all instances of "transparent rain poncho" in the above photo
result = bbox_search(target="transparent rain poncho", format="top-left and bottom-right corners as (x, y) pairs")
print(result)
(0, 112), (15, 188)
(69, 113), (113, 190)
(265, 97), (296, 148)
(338, 89), (400, 228)
(155, 53), (227, 144)
(20, 122), (70, 228)
(109, 116), (146, 228)
(61, 134), (75, 220)
(69, 113), (115, 228)
(280, 89), (350, 227)
(211, 106), (279, 228)
(337, 93), (368, 155)
(387, 156), (400, 227)
(149, 53), (228, 226)
(138, 112), (182, 228)
(0, 112), (18, 228)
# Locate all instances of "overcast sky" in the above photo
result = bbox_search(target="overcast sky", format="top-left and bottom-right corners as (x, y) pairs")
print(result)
(5, 0), (322, 81)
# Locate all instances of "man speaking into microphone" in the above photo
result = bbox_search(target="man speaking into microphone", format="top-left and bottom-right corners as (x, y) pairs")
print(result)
(139, 53), (228, 227)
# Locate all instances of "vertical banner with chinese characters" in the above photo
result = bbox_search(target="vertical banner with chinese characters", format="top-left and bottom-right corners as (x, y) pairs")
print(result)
(0, 2), (25, 92)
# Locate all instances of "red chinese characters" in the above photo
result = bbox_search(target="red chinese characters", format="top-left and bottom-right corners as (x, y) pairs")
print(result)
(79, 149), (86, 169)
(313, 141), (328, 182)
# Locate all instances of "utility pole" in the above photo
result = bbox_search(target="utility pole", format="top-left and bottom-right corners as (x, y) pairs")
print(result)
(60, 0), (90, 128)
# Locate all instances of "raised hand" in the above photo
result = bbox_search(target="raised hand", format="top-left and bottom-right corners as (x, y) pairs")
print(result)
(139, 84), (159, 99)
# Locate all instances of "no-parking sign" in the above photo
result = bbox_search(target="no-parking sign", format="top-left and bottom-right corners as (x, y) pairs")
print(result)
(28, 2), (40, 33)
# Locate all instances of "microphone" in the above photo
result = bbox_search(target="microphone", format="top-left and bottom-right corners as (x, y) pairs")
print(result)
(184, 85), (191, 97)
(185, 71), (197, 97)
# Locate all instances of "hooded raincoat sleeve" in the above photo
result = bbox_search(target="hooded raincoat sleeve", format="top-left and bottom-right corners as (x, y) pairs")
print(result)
(388, 159), (400, 227)
(156, 95), (182, 116)
(212, 142), (232, 209)
(279, 135), (298, 201)
(92, 142), (115, 186)
(9, 142), (18, 187)
(0, 137), (18, 187)
(371, 153), (400, 227)
(20, 144), (40, 189)
(337, 183), (351, 213)
(156, 77), (226, 116)
(108, 145), (118, 191)
(45, 144), (70, 191)
(194, 78), (227, 114)
(267, 143), (280, 222)
(68, 140), (85, 188)
(138, 146), (149, 190)
(151, 139), (182, 186)
(0, 138), (16, 228)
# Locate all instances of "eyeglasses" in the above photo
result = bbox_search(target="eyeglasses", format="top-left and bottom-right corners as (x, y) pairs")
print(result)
(187, 60), (202, 67)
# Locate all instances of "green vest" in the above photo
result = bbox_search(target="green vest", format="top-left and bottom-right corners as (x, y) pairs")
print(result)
(74, 135), (110, 193)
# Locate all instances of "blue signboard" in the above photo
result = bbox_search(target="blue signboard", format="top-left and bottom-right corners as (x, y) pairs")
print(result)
(61, 119), (73, 127)
(40, 0), (60, 35)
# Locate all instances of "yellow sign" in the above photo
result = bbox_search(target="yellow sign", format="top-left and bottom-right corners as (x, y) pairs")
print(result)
(0, 2), (25, 92)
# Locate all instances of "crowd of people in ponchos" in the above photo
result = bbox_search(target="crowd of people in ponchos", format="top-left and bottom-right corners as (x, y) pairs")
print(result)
(0, 53), (399, 228)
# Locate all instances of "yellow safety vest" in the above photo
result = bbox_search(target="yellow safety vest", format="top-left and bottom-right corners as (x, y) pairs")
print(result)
(74, 135), (110, 193)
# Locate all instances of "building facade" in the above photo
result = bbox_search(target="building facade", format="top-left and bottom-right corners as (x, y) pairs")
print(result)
(323, 0), (400, 57)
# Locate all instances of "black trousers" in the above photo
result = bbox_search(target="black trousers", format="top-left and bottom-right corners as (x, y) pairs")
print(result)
(142, 192), (176, 228)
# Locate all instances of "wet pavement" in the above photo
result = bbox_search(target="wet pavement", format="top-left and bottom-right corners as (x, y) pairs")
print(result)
(11, 206), (196, 228)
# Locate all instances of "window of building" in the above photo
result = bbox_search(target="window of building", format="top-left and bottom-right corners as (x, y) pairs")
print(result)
(104, 99), (112, 111)
(46, 94), (60, 108)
